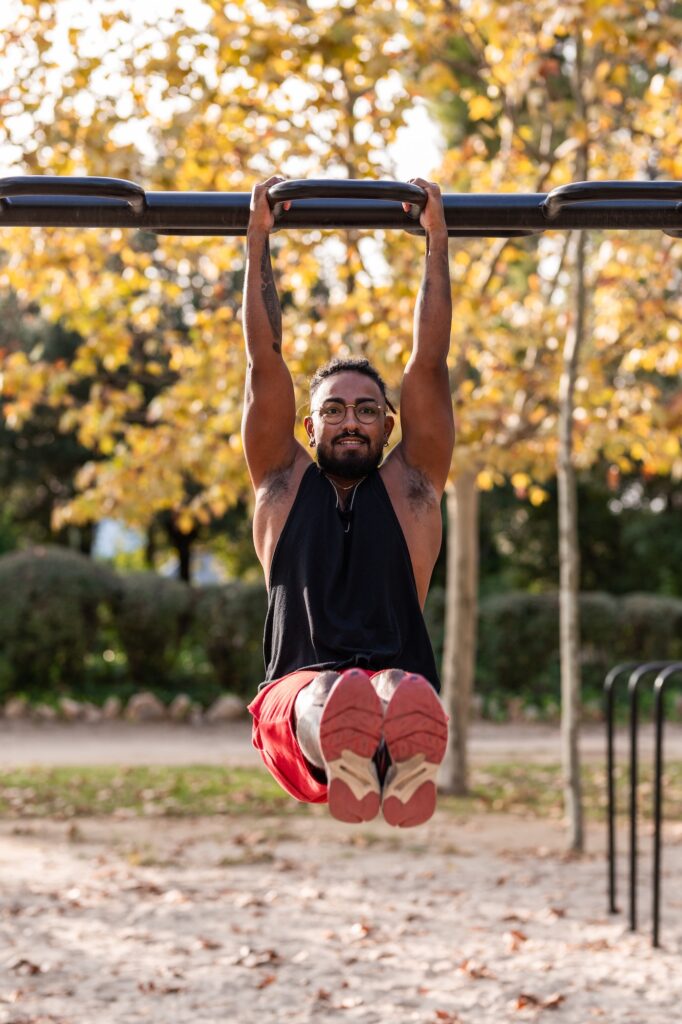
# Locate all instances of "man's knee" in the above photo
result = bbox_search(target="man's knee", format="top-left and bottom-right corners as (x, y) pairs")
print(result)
(371, 668), (407, 705)
(307, 670), (340, 703)
(294, 670), (339, 722)
(293, 670), (340, 775)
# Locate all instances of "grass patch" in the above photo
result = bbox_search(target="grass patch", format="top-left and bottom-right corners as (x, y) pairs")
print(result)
(0, 762), (681, 820)
(0, 765), (296, 818)
(443, 761), (682, 822)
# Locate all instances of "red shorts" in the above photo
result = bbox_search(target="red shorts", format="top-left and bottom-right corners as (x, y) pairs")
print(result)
(248, 667), (379, 804)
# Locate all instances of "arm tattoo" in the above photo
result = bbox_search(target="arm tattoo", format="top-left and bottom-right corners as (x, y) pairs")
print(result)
(425, 231), (450, 303)
(259, 240), (283, 345)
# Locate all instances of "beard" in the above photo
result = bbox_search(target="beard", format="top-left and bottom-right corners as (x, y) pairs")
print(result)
(316, 436), (383, 479)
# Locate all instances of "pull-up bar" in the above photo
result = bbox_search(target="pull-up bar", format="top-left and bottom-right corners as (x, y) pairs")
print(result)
(0, 176), (681, 238)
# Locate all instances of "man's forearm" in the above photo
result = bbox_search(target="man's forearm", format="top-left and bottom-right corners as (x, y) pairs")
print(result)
(244, 229), (283, 359)
(413, 229), (452, 366)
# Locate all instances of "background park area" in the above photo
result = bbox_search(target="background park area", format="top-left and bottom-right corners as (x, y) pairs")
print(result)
(1, 0), (682, 1021)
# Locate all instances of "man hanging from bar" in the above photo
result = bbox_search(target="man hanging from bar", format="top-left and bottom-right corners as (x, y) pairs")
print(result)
(243, 176), (453, 827)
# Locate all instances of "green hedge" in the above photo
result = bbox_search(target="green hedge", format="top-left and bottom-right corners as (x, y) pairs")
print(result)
(0, 546), (119, 695)
(110, 571), (194, 685)
(1, 546), (681, 711)
(426, 587), (682, 711)
(193, 581), (268, 692)
(0, 547), (267, 704)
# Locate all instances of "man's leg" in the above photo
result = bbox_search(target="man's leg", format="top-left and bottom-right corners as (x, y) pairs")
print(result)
(248, 669), (329, 804)
(293, 670), (339, 780)
(370, 669), (449, 828)
(296, 668), (384, 824)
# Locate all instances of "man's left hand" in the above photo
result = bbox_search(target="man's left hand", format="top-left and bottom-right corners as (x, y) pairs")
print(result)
(402, 178), (447, 236)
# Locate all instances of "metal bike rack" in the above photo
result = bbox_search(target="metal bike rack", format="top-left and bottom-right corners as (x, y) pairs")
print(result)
(604, 662), (639, 916)
(652, 663), (682, 947)
(604, 660), (682, 947)
(0, 176), (681, 237)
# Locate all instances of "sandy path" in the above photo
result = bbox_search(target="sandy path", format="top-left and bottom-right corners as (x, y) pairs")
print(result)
(1, 810), (681, 1024)
(3, 720), (682, 767)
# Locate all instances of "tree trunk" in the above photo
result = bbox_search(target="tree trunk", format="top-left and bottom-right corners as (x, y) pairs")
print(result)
(175, 532), (193, 584)
(557, 30), (589, 853)
(558, 225), (586, 852)
(145, 523), (158, 570)
(440, 470), (480, 795)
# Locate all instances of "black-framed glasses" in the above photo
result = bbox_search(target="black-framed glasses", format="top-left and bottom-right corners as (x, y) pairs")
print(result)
(311, 400), (386, 425)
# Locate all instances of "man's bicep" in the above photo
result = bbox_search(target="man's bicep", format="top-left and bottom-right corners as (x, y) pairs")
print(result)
(399, 358), (454, 491)
(242, 360), (300, 486)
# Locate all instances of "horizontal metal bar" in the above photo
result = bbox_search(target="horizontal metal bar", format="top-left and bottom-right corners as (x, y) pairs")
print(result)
(0, 176), (681, 237)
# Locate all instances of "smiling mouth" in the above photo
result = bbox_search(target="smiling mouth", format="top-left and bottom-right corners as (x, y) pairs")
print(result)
(335, 438), (367, 447)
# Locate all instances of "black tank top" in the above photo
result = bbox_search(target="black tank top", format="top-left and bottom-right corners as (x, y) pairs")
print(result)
(262, 463), (440, 691)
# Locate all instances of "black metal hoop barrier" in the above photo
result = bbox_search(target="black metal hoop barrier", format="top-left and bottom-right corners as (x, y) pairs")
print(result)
(652, 664), (682, 947)
(604, 660), (682, 947)
(0, 175), (681, 237)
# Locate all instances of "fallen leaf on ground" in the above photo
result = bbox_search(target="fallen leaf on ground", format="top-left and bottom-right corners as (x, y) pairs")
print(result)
(542, 906), (566, 920)
(232, 946), (282, 968)
(458, 958), (495, 979)
(256, 973), (277, 989)
(138, 980), (184, 995)
(513, 992), (566, 1012)
(505, 929), (529, 951)
(349, 920), (375, 939)
(9, 959), (44, 976)
(514, 992), (541, 1010)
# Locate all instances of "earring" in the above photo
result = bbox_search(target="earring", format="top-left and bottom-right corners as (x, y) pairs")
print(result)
(309, 439), (316, 448)
(384, 439), (389, 447)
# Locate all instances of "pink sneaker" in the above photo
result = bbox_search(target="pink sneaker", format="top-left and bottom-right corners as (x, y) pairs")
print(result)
(382, 674), (449, 828)
(318, 669), (383, 823)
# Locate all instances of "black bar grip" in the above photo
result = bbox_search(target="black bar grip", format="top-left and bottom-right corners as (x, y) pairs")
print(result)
(268, 177), (427, 207)
(543, 180), (682, 221)
(268, 178), (426, 227)
(0, 175), (146, 214)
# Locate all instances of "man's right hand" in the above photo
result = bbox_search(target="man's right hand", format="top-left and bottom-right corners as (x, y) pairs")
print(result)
(248, 176), (291, 235)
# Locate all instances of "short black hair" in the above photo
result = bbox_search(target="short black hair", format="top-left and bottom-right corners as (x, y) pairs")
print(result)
(309, 357), (397, 413)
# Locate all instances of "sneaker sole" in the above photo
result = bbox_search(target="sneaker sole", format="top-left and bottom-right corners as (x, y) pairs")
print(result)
(318, 670), (383, 824)
(382, 674), (448, 828)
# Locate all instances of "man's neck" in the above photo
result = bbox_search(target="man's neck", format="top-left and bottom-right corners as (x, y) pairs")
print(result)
(324, 472), (364, 491)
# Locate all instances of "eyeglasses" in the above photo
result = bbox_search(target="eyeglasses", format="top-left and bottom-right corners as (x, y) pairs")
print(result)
(311, 400), (386, 425)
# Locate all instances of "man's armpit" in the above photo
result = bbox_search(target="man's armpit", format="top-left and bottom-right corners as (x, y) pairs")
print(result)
(405, 463), (439, 515)
(260, 464), (295, 506)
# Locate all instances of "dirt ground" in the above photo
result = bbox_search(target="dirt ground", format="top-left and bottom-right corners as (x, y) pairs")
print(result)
(1, 721), (682, 1024)
(1, 811), (682, 1024)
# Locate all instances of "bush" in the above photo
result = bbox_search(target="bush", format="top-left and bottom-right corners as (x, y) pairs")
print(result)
(110, 572), (194, 687)
(620, 594), (682, 662)
(0, 551), (268, 704)
(193, 581), (268, 698)
(0, 546), (118, 697)
(462, 589), (681, 713)
(476, 591), (561, 703)
(2, 545), (679, 714)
